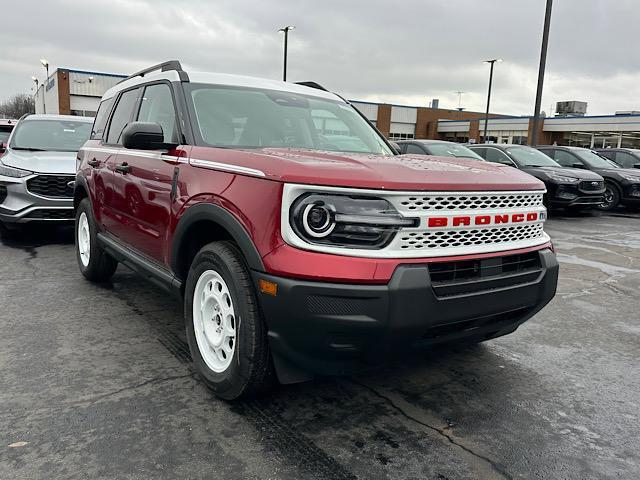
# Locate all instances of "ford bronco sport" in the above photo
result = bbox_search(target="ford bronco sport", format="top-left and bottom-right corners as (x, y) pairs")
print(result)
(75, 61), (558, 400)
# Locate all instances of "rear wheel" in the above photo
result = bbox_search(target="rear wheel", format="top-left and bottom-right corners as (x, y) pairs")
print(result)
(75, 198), (118, 281)
(599, 182), (621, 211)
(184, 241), (272, 400)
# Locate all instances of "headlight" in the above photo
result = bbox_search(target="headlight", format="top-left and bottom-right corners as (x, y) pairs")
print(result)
(548, 174), (579, 183)
(619, 173), (640, 182)
(0, 163), (32, 178)
(290, 193), (418, 249)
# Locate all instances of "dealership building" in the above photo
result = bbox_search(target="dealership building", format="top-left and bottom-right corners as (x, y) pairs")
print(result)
(35, 67), (640, 149)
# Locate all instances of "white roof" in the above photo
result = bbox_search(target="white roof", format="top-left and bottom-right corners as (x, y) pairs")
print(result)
(23, 114), (93, 122)
(102, 69), (342, 103)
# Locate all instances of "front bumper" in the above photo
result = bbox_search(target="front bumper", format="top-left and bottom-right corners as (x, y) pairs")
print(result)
(254, 248), (558, 379)
(621, 182), (640, 206)
(0, 174), (74, 223)
(548, 183), (605, 208)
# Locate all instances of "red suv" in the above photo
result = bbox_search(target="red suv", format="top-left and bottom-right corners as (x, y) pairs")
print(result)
(75, 61), (558, 399)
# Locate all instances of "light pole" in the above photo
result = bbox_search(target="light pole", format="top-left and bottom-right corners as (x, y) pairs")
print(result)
(278, 26), (295, 81)
(40, 59), (49, 114)
(530, 0), (553, 146)
(32, 76), (39, 112)
(483, 58), (502, 142)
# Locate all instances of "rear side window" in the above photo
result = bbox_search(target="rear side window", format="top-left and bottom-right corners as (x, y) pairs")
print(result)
(137, 83), (178, 143)
(106, 88), (140, 145)
(615, 151), (637, 168)
(405, 143), (425, 154)
(91, 97), (115, 140)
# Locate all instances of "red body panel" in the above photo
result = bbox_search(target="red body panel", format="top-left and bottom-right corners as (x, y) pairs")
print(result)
(80, 140), (549, 284)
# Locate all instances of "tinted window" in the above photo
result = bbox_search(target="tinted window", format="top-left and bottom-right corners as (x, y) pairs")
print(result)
(425, 143), (483, 160)
(10, 119), (91, 152)
(484, 148), (514, 165)
(574, 149), (619, 169)
(549, 150), (577, 167)
(106, 89), (139, 145)
(506, 147), (559, 167)
(469, 147), (487, 159)
(598, 150), (615, 160)
(614, 151), (638, 168)
(91, 97), (115, 140)
(0, 130), (11, 143)
(137, 83), (178, 143)
(405, 143), (425, 154)
(186, 84), (393, 155)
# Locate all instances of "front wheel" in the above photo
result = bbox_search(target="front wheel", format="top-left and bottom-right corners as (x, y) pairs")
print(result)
(184, 241), (272, 400)
(75, 198), (118, 281)
(599, 182), (621, 211)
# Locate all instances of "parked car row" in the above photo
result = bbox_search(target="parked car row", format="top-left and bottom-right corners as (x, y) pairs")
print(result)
(396, 140), (640, 212)
(1, 61), (562, 400)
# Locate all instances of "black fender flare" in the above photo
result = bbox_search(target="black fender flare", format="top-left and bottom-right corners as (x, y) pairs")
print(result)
(171, 203), (265, 276)
(73, 174), (91, 209)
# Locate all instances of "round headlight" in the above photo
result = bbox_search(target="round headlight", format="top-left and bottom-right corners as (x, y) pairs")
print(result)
(302, 202), (335, 237)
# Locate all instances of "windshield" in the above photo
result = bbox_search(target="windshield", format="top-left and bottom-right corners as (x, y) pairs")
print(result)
(10, 119), (91, 152)
(426, 143), (483, 160)
(575, 149), (620, 169)
(0, 131), (11, 143)
(506, 147), (560, 167)
(185, 84), (393, 155)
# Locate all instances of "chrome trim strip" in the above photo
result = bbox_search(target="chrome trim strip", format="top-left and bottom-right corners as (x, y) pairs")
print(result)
(190, 158), (266, 177)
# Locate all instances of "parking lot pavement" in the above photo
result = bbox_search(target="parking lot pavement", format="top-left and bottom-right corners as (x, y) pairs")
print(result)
(0, 211), (639, 480)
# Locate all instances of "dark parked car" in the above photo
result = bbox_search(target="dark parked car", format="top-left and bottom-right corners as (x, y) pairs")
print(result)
(468, 144), (605, 210)
(396, 139), (484, 160)
(537, 145), (640, 210)
(595, 148), (640, 169)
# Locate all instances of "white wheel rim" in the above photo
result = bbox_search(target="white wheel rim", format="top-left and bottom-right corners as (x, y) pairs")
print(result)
(78, 212), (91, 267)
(193, 270), (237, 373)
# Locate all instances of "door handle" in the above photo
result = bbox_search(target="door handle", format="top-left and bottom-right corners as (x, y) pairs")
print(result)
(87, 158), (100, 167)
(115, 162), (131, 174)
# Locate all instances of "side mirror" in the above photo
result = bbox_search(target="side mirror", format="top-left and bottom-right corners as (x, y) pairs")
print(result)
(634, 163), (640, 169)
(121, 122), (176, 150)
(572, 162), (585, 169)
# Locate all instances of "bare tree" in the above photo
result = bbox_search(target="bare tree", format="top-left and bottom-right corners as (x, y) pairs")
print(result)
(0, 94), (35, 119)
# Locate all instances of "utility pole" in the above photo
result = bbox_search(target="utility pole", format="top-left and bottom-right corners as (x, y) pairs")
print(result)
(531, 0), (553, 146)
(278, 26), (295, 81)
(40, 59), (49, 114)
(483, 59), (502, 142)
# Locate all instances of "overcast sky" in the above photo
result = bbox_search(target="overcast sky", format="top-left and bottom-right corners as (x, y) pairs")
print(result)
(1, 0), (638, 116)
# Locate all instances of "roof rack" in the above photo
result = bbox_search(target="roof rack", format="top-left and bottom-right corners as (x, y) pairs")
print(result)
(295, 81), (329, 92)
(118, 60), (188, 84)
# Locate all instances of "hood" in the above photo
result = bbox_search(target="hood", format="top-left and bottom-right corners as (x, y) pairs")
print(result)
(521, 166), (603, 181)
(1, 149), (77, 174)
(195, 148), (546, 191)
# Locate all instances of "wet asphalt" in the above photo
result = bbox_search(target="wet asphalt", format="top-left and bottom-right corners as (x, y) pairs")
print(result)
(0, 210), (639, 480)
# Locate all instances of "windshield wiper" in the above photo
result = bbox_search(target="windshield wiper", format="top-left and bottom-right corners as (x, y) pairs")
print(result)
(11, 147), (47, 151)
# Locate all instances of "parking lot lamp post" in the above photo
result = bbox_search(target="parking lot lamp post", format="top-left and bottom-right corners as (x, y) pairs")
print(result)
(40, 59), (49, 114)
(483, 58), (502, 142)
(531, 0), (553, 146)
(278, 26), (295, 81)
(32, 76), (39, 112)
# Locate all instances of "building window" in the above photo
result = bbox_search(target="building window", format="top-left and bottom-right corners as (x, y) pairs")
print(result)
(70, 109), (97, 117)
(389, 132), (415, 140)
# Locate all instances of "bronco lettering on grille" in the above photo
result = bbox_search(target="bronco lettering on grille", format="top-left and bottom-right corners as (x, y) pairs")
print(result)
(427, 212), (540, 228)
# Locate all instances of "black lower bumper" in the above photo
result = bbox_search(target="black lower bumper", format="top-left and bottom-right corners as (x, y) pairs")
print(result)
(253, 249), (558, 381)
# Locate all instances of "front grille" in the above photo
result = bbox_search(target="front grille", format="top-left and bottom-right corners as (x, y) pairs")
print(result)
(25, 209), (74, 219)
(26, 175), (74, 198)
(429, 251), (542, 297)
(395, 192), (544, 212)
(579, 180), (604, 192)
(399, 223), (544, 250)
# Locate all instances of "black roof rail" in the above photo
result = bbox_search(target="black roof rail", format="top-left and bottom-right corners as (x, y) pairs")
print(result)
(118, 60), (188, 84)
(295, 81), (329, 92)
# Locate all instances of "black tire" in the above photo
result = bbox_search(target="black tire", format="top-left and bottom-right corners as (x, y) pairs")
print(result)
(184, 241), (273, 400)
(599, 182), (621, 211)
(75, 198), (118, 281)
